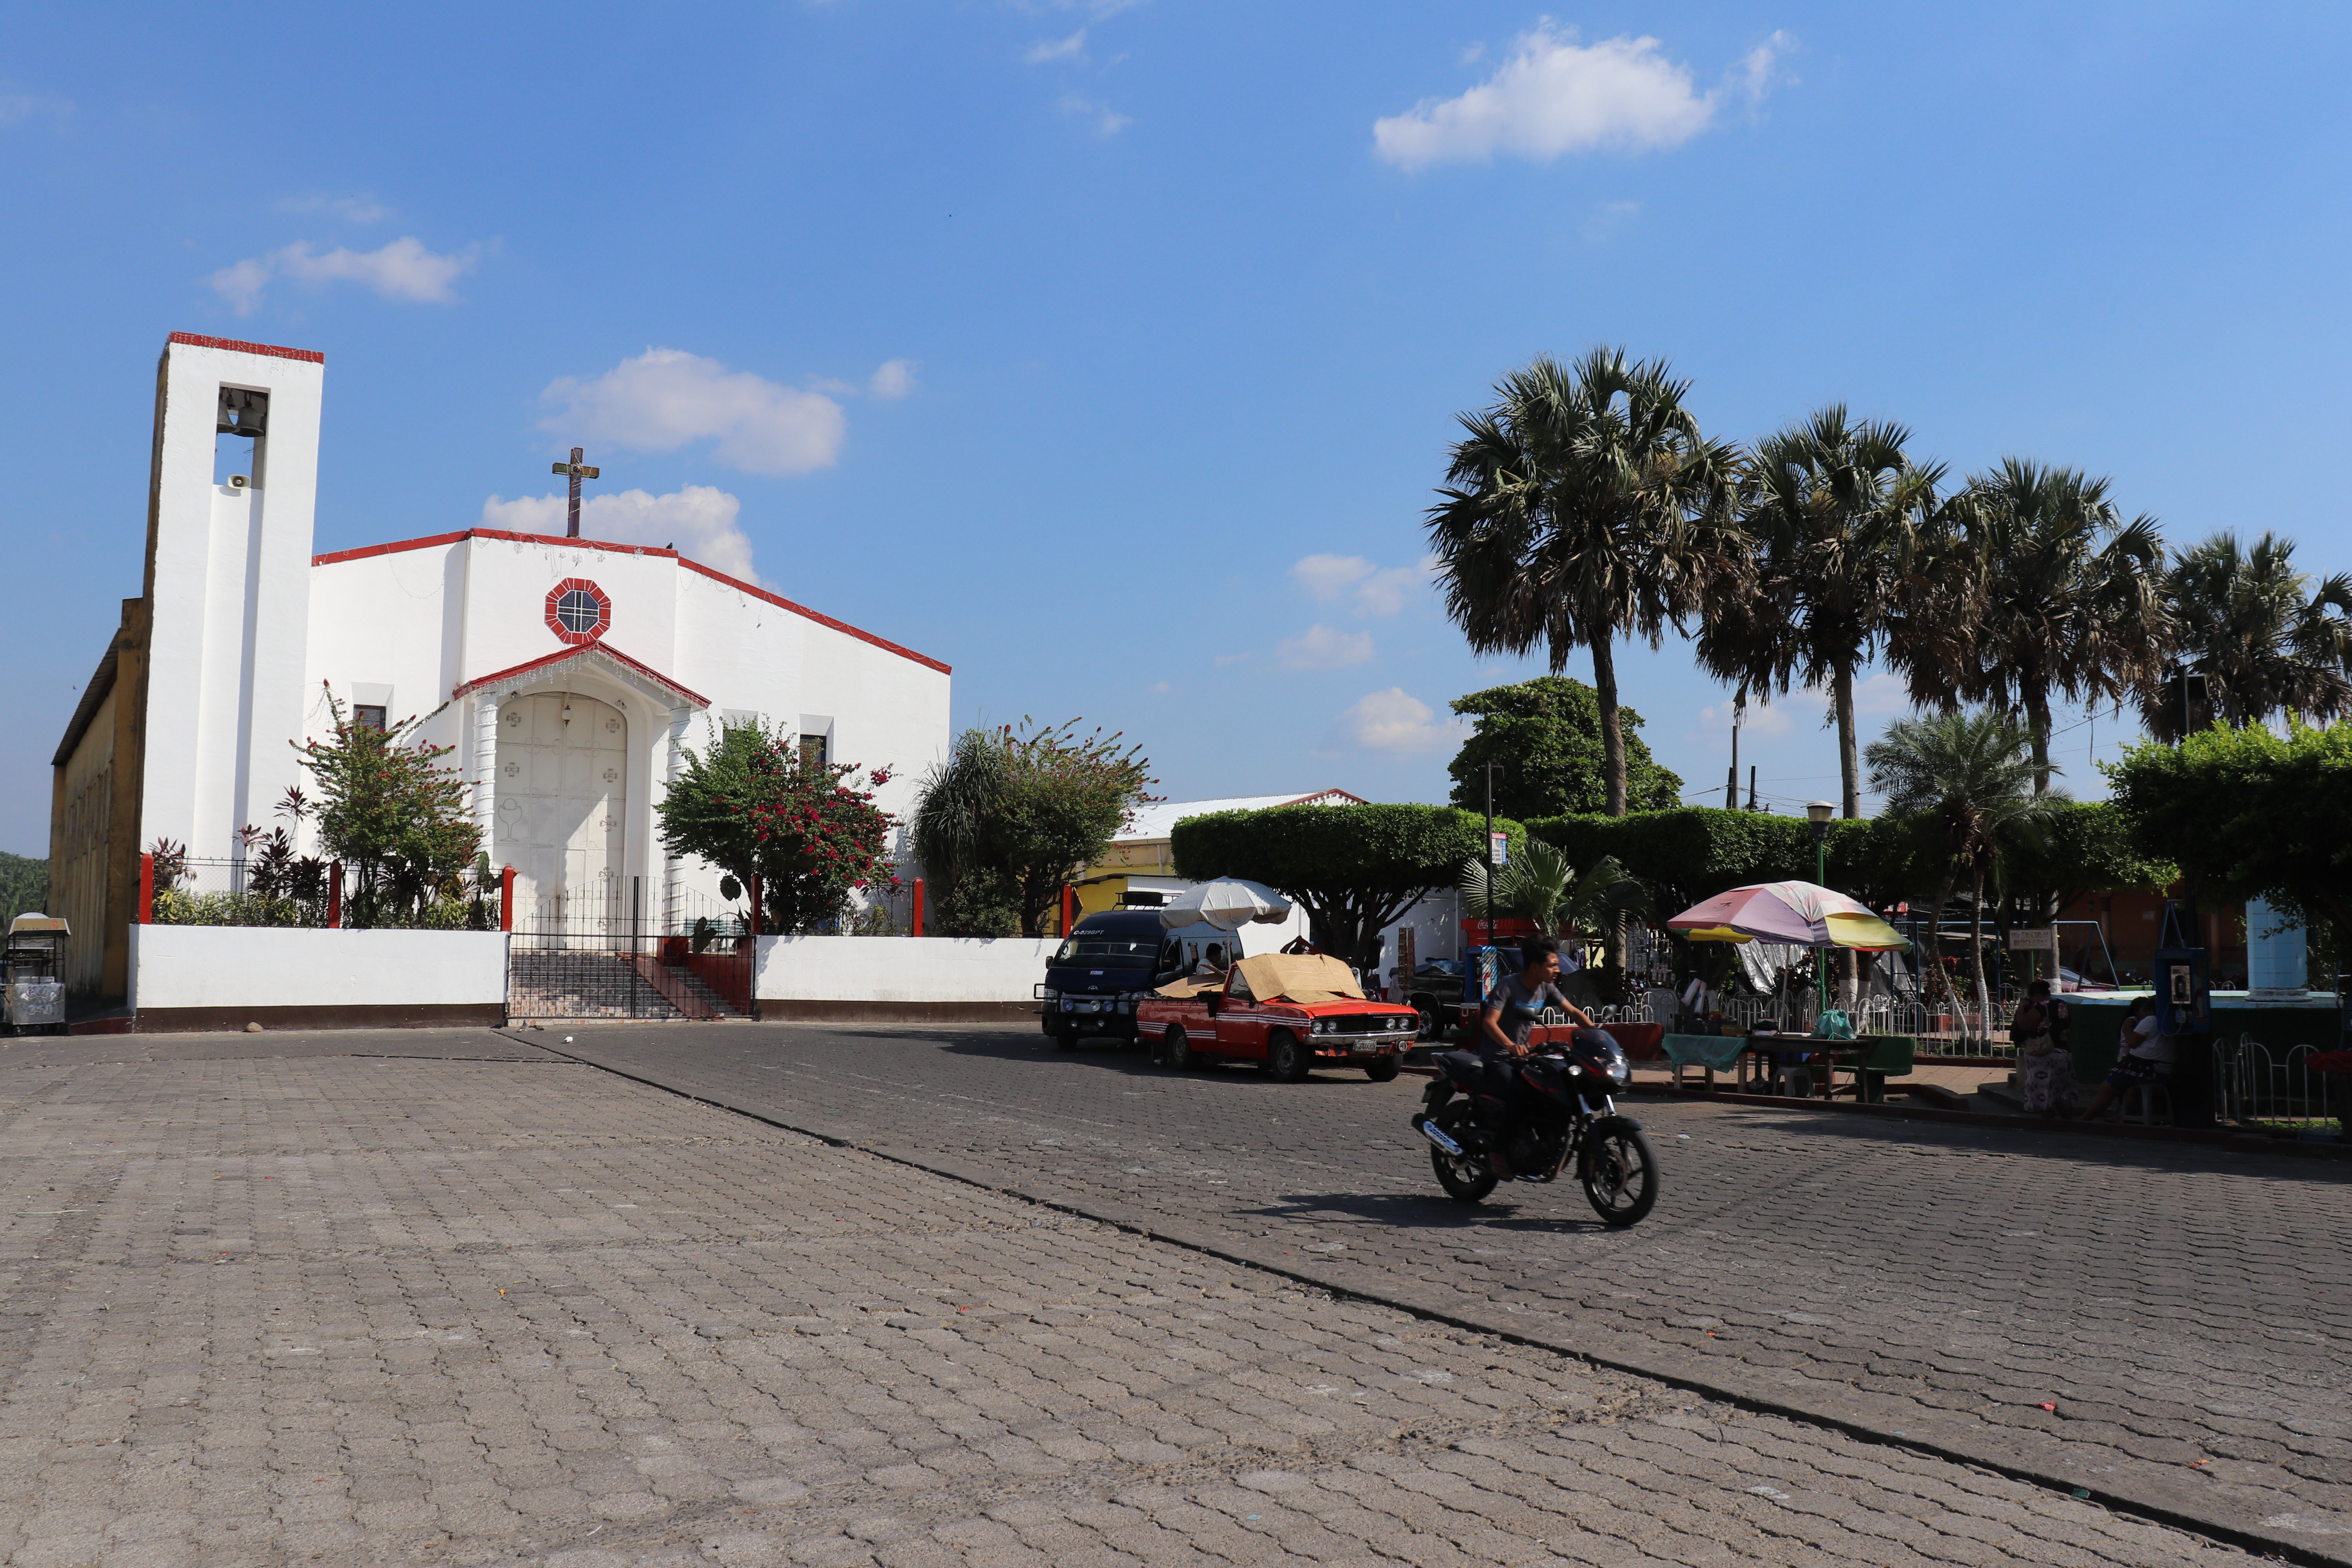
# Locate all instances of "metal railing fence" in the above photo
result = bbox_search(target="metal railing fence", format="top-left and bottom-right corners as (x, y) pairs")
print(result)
(146, 856), (503, 931)
(2216, 1034), (2346, 1137)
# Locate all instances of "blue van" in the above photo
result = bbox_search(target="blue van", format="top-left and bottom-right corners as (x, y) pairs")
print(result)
(1034, 909), (1173, 1049)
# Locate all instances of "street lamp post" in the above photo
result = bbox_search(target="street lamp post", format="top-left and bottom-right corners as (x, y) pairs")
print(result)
(1481, 762), (1505, 959)
(1807, 800), (1834, 1014)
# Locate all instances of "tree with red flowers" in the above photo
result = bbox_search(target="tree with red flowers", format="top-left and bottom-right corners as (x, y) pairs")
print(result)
(657, 720), (898, 933)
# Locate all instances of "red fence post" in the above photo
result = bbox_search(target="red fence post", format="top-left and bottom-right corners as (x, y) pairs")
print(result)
(327, 861), (343, 929)
(497, 865), (515, 932)
(1060, 884), (1074, 935)
(911, 878), (925, 939)
(138, 853), (154, 924)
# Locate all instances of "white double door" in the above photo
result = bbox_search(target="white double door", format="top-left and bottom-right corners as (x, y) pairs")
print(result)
(493, 692), (630, 938)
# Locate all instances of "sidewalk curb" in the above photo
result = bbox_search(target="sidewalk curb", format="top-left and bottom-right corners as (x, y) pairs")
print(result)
(519, 1031), (2352, 1568)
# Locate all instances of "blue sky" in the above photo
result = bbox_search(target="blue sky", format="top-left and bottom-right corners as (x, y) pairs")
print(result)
(5, 2), (2350, 854)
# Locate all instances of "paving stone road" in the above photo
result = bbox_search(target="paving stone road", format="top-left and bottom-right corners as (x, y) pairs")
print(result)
(524, 1020), (2352, 1564)
(0, 1029), (2285, 1567)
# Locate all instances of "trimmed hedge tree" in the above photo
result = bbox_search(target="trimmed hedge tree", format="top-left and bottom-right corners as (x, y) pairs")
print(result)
(1527, 801), (2166, 924)
(1171, 804), (1521, 972)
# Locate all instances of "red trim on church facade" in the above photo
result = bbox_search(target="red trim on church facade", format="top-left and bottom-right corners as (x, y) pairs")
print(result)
(672, 558), (951, 675)
(309, 528), (951, 674)
(167, 331), (326, 365)
(452, 640), (710, 709)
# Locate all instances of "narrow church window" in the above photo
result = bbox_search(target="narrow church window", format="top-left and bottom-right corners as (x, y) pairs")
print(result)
(800, 733), (829, 768)
(353, 705), (387, 731)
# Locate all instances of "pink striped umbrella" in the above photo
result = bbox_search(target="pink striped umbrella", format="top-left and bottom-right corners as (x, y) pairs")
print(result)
(1666, 881), (1909, 950)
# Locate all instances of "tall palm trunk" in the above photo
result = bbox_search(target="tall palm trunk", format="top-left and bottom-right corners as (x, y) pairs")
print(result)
(1832, 664), (1861, 818)
(1968, 858), (1991, 1042)
(1590, 628), (1629, 975)
(1591, 628), (1626, 816)
(1831, 662), (1861, 1007)
(1924, 867), (1958, 1013)
(2024, 679), (2054, 798)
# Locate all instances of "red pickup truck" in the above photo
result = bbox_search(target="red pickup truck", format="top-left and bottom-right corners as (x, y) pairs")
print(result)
(1134, 953), (1420, 1082)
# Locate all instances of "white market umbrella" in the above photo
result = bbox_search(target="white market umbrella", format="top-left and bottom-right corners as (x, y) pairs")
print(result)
(1159, 878), (1293, 932)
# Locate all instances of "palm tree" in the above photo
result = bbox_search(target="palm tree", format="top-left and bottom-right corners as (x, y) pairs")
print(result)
(1696, 406), (1944, 818)
(2139, 531), (2352, 740)
(1457, 839), (1648, 951)
(1427, 347), (1746, 817)
(1929, 459), (2171, 795)
(1864, 710), (2067, 1032)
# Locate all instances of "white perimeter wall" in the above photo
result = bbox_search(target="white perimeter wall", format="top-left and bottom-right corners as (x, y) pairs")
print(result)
(130, 926), (508, 1010)
(756, 936), (1056, 1003)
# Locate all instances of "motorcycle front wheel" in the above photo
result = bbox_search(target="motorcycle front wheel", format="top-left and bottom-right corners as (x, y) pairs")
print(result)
(1578, 1125), (1659, 1226)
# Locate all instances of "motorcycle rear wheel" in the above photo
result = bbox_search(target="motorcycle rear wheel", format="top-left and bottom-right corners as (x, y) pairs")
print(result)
(1428, 1110), (1497, 1201)
(1579, 1125), (1659, 1226)
(1430, 1143), (1497, 1202)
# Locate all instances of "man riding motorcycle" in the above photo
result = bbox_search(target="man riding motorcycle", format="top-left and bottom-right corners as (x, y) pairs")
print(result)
(1476, 935), (1606, 1181)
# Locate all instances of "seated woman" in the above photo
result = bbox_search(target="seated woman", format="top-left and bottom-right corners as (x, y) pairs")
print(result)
(2011, 979), (2078, 1118)
(2079, 996), (2168, 1121)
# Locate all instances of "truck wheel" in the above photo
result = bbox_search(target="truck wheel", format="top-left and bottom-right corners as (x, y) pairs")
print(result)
(1263, 1030), (1310, 1083)
(1162, 1026), (1195, 1071)
(1363, 1055), (1401, 1083)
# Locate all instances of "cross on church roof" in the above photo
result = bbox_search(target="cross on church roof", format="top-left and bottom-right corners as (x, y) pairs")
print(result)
(551, 446), (600, 538)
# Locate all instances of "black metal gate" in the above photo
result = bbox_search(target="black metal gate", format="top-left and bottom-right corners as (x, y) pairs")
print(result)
(506, 876), (742, 1021)
(507, 877), (669, 1020)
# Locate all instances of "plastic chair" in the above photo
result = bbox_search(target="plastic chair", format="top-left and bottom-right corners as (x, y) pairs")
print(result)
(2120, 1080), (2173, 1126)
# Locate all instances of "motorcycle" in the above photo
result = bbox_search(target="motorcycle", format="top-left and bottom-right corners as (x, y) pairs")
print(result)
(1409, 1029), (1660, 1225)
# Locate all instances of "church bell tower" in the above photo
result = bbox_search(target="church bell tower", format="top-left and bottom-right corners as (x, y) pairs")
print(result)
(138, 332), (327, 861)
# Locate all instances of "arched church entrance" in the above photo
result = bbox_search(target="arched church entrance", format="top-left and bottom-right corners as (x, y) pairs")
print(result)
(495, 690), (672, 1020)
(495, 691), (629, 934)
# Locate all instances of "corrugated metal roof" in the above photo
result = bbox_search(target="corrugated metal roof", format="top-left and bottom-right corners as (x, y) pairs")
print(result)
(1116, 788), (1364, 842)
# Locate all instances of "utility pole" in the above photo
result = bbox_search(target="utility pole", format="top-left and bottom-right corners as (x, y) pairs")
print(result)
(1725, 688), (1743, 811)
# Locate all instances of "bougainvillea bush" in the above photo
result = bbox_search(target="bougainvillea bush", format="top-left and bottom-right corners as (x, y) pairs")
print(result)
(657, 719), (898, 934)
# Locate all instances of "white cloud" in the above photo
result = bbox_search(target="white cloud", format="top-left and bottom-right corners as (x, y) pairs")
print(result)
(1581, 199), (1642, 242)
(1327, 688), (1465, 755)
(1290, 552), (1430, 616)
(209, 236), (477, 314)
(539, 348), (848, 477)
(868, 359), (920, 399)
(1276, 624), (1376, 670)
(481, 484), (762, 584)
(1294, 553), (1376, 601)
(1060, 93), (1132, 136)
(1373, 22), (1780, 171)
(1692, 670), (1912, 747)
(0, 90), (72, 126)
(1697, 690), (1807, 744)
(1027, 29), (1087, 62)
(277, 192), (388, 223)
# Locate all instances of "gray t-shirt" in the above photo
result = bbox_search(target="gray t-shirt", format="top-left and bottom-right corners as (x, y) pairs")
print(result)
(1484, 973), (1574, 1051)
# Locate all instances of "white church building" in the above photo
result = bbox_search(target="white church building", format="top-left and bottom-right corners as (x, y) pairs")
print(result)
(51, 332), (951, 1004)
